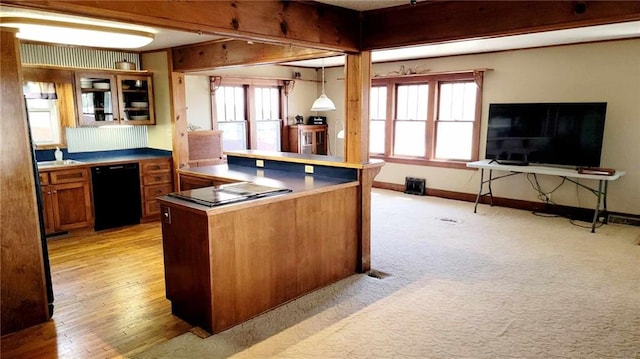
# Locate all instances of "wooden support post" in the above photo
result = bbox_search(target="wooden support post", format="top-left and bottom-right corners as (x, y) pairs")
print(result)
(344, 52), (371, 164)
(170, 69), (189, 177)
(0, 28), (50, 335)
(357, 163), (384, 273)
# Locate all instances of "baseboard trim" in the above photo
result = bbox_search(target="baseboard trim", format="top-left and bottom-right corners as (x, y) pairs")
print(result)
(372, 180), (640, 226)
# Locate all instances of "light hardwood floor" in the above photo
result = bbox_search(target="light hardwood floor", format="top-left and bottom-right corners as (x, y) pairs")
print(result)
(0, 223), (192, 358)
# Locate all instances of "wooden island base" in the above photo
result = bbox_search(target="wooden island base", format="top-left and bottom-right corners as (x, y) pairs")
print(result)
(158, 150), (383, 334)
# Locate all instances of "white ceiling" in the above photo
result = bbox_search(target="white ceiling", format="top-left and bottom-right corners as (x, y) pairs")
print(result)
(283, 21), (640, 68)
(1, 4), (639, 68)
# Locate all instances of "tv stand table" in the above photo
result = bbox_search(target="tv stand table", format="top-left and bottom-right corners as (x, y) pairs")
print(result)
(466, 160), (625, 233)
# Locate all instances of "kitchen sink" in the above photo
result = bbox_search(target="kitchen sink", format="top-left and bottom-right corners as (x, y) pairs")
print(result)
(37, 159), (85, 168)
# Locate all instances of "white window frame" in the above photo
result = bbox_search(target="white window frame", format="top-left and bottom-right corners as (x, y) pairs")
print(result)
(26, 98), (62, 146)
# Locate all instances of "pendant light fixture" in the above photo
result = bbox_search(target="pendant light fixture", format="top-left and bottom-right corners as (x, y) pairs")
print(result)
(311, 59), (336, 112)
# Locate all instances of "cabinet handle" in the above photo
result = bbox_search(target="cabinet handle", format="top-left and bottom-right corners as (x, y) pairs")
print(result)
(155, 189), (162, 194)
(47, 191), (51, 195)
(155, 176), (161, 181)
(52, 190), (57, 194)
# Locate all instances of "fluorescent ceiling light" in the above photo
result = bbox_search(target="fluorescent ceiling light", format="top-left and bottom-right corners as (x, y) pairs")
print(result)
(0, 17), (154, 49)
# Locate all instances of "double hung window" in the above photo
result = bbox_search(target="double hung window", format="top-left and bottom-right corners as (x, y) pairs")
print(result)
(214, 80), (283, 152)
(369, 71), (484, 168)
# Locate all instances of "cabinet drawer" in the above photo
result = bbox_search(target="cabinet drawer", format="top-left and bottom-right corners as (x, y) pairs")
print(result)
(144, 200), (161, 216)
(39, 173), (50, 185)
(143, 183), (173, 200)
(142, 172), (172, 185)
(142, 159), (172, 174)
(50, 168), (88, 184)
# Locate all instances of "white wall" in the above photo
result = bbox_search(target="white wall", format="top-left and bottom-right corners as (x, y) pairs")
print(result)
(324, 39), (640, 214)
(185, 75), (212, 130)
(322, 65), (346, 157)
(142, 51), (173, 151)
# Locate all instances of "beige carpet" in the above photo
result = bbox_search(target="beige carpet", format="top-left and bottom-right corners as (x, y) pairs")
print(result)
(135, 189), (640, 359)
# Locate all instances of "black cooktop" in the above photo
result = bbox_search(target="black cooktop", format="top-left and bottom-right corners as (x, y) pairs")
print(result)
(168, 182), (291, 207)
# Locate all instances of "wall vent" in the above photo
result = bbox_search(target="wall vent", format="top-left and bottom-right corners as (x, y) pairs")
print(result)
(405, 177), (426, 196)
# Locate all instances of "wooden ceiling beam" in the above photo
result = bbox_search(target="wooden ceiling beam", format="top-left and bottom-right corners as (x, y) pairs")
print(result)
(172, 40), (338, 71)
(362, 1), (640, 50)
(1, 0), (360, 52)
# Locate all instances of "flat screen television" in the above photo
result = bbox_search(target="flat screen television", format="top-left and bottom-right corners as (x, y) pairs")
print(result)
(485, 102), (607, 168)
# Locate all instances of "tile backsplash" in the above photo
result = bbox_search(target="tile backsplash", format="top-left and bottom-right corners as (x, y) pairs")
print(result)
(66, 126), (148, 153)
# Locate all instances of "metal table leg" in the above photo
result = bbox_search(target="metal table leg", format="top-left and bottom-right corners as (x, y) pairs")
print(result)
(473, 168), (484, 213)
(603, 180), (609, 224)
(591, 179), (605, 233)
(488, 169), (494, 206)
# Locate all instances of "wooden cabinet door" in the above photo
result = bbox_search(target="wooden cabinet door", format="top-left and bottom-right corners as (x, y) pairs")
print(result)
(117, 74), (155, 125)
(314, 128), (327, 155)
(75, 72), (119, 126)
(41, 186), (56, 235)
(52, 181), (93, 231)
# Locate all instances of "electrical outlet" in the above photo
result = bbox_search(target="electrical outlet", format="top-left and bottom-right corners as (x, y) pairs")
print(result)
(304, 165), (314, 174)
(256, 159), (264, 168)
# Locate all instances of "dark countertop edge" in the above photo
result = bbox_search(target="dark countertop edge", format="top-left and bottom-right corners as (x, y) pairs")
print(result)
(38, 153), (172, 172)
(158, 181), (359, 214)
(225, 150), (385, 170)
(35, 147), (171, 162)
(178, 164), (360, 188)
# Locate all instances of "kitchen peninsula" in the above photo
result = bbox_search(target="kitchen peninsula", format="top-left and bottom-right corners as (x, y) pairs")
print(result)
(157, 150), (383, 334)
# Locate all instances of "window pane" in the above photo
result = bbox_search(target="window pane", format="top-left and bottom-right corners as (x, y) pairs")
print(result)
(370, 86), (387, 154)
(370, 86), (387, 120)
(218, 122), (247, 151)
(370, 120), (385, 154)
(439, 82), (476, 122)
(396, 84), (428, 120)
(435, 122), (473, 160)
(253, 87), (280, 150)
(26, 99), (60, 145)
(256, 120), (280, 151)
(254, 87), (279, 121)
(394, 121), (425, 156)
(216, 86), (245, 122)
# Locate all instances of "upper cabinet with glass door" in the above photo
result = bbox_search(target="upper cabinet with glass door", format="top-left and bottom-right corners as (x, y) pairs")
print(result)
(75, 72), (155, 127)
(117, 75), (155, 125)
(75, 72), (118, 126)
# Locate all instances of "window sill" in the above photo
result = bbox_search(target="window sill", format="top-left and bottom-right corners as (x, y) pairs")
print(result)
(370, 155), (472, 169)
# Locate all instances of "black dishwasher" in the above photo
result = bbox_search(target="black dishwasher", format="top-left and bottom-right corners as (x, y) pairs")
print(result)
(91, 163), (142, 231)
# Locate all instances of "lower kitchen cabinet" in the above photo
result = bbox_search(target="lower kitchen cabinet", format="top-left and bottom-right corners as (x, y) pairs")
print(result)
(140, 158), (174, 220)
(39, 167), (93, 235)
